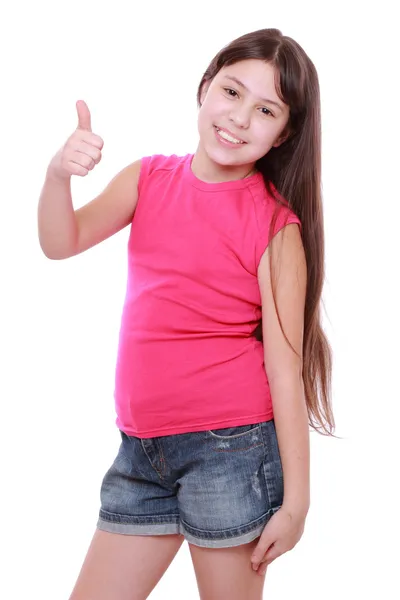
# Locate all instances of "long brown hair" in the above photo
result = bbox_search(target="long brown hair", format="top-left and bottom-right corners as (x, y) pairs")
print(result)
(197, 28), (335, 436)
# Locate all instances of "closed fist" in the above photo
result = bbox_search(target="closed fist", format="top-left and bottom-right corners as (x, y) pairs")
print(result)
(49, 100), (104, 180)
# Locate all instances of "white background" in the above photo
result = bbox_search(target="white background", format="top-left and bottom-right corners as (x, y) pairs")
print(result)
(1, 0), (399, 598)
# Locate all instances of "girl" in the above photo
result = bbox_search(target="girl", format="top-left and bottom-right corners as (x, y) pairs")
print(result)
(38, 28), (334, 600)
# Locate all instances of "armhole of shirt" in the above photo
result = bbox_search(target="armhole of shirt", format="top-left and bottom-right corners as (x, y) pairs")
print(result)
(137, 155), (152, 196)
(255, 208), (302, 268)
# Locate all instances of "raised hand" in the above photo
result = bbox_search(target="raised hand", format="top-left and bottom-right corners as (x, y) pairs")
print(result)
(48, 100), (104, 180)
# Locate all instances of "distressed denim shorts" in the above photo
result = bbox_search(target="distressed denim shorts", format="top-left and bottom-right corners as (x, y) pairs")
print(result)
(97, 419), (284, 548)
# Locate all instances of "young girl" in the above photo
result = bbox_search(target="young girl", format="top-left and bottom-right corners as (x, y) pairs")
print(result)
(38, 28), (334, 600)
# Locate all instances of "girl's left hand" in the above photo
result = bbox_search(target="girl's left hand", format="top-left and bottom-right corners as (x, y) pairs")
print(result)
(251, 506), (307, 576)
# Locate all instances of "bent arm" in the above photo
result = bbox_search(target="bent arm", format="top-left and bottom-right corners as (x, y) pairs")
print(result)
(38, 159), (142, 259)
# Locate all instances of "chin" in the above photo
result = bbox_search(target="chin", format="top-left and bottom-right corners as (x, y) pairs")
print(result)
(207, 150), (236, 167)
(203, 142), (245, 167)
(206, 136), (262, 166)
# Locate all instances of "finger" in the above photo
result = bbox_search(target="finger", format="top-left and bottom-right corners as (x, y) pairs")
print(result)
(251, 540), (273, 570)
(76, 130), (104, 150)
(259, 563), (268, 576)
(263, 544), (281, 567)
(76, 99), (92, 132)
(74, 140), (102, 164)
(66, 161), (89, 177)
(91, 133), (104, 150)
(74, 150), (95, 170)
(255, 552), (278, 576)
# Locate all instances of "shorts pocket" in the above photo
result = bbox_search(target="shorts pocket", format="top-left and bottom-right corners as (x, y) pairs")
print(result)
(260, 420), (284, 510)
(207, 423), (261, 439)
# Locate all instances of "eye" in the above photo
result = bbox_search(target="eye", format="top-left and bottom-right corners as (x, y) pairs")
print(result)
(260, 107), (274, 117)
(223, 87), (238, 97)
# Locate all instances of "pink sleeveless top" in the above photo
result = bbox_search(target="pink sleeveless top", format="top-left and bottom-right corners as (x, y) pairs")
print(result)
(113, 154), (301, 438)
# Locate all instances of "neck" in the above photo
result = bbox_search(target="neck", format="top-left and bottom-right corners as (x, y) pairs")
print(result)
(191, 145), (256, 183)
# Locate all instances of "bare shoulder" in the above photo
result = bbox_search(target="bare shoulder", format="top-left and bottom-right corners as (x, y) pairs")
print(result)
(258, 223), (306, 279)
(257, 223), (307, 379)
(72, 159), (142, 256)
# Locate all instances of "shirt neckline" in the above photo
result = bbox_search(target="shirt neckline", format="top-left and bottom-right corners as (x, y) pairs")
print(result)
(183, 153), (264, 192)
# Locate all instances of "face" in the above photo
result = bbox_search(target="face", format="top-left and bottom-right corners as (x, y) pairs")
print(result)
(197, 59), (290, 176)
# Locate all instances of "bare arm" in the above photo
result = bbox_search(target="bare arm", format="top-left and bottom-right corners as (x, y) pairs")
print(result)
(38, 100), (141, 259)
(38, 160), (142, 259)
(71, 161), (141, 258)
(38, 171), (76, 259)
(258, 223), (310, 517)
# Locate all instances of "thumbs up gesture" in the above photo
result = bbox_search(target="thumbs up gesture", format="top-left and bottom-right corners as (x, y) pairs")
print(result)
(48, 100), (104, 180)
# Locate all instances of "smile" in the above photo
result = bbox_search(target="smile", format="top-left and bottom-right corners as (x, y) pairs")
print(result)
(214, 126), (246, 145)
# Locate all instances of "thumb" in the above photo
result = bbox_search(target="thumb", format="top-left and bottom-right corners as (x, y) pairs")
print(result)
(76, 100), (92, 132)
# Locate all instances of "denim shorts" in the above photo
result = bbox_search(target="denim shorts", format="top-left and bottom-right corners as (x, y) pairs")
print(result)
(97, 419), (284, 548)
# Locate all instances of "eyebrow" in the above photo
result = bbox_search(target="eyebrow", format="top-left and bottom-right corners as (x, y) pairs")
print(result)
(223, 75), (285, 112)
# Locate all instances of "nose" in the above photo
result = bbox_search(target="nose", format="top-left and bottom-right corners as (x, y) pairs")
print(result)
(229, 104), (251, 129)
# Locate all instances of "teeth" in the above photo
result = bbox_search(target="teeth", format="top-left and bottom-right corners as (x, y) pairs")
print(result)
(216, 128), (243, 144)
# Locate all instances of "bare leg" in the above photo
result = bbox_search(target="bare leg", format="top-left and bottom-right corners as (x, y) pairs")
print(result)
(69, 529), (184, 600)
(189, 539), (266, 600)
